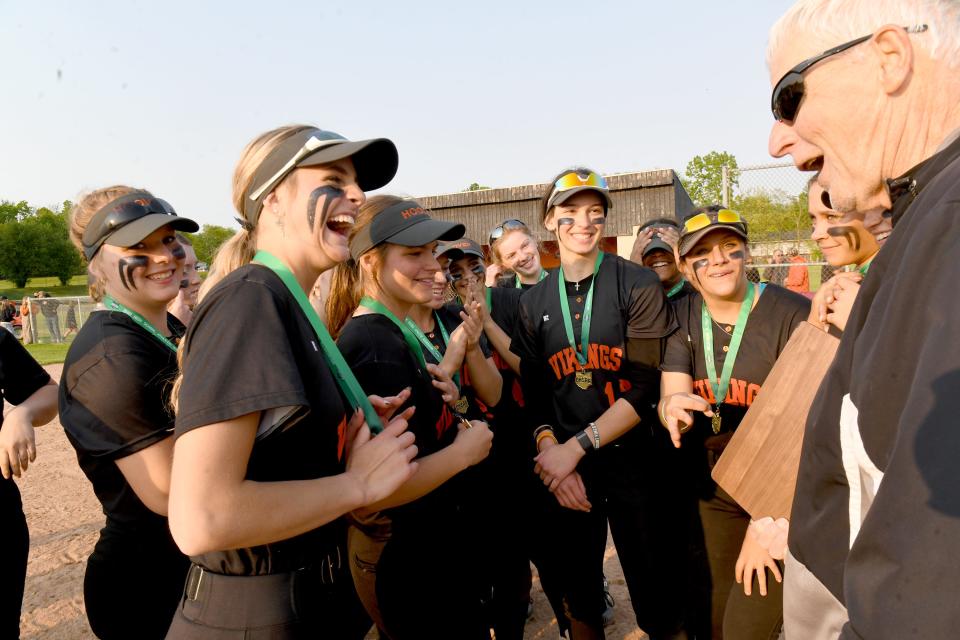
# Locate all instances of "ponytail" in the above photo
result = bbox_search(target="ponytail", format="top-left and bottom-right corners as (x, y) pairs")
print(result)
(326, 258), (364, 340)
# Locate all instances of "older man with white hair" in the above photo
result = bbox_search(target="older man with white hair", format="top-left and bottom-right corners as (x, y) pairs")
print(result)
(767, 0), (960, 638)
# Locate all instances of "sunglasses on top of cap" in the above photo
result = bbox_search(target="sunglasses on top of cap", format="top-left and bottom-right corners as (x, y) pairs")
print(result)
(82, 196), (178, 259)
(488, 219), (527, 247)
(547, 170), (609, 205)
(771, 24), (927, 124)
(682, 209), (745, 234)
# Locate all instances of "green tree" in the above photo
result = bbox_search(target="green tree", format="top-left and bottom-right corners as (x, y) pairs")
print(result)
(0, 201), (32, 224)
(188, 224), (234, 265)
(0, 221), (44, 287)
(683, 151), (740, 206)
(0, 202), (83, 287)
(462, 182), (490, 192)
(733, 189), (809, 245)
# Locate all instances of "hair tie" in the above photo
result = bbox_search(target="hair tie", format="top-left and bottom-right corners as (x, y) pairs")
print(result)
(234, 217), (255, 232)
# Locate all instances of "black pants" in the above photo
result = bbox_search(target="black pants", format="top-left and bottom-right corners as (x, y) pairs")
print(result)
(699, 487), (783, 640)
(1, 479), (28, 639)
(470, 458), (538, 640)
(85, 527), (190, 639)
(375, 508), (488, 640)
(534, 429), (709, 639)
(166, 564), (371, 639)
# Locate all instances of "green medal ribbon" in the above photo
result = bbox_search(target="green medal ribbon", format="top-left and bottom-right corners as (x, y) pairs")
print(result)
(102, 295), (178, 353)
(667, 279), (686, 299)
(515, 269), (548, 288)
(402, 312), (461, 390)
(701, 282), (755, 433)
(857, 261), (871, 276)
(359, 296), (428, 373)
(252, 251), (383, 433)
(558, 252), (604, 367)
(485, 287), (492, 315)
(431, 312), (462, 391)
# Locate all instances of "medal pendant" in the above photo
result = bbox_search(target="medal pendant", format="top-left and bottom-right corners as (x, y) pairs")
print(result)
(455, 396), (470, 414)
(711, 413), (722, 434)
(575, 370), (593, 390)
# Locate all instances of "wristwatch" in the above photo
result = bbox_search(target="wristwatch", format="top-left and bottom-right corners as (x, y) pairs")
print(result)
(575, 430), (593, 454)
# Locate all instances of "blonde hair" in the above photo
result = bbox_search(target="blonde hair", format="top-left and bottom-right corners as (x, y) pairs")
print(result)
(489, 225), (540, 267)
(768, 0), (960, 69)
(325, 195), (401, 339)
(70, 185), (144, 301)
(172, 125), (312, 413)
(197, 124), (313, 302)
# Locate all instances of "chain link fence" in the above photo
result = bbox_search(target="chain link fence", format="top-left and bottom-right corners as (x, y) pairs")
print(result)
(723, 162), (835, 291)
(17, 296), (98, 344)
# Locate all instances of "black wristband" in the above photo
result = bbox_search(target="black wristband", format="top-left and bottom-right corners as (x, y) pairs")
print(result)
(575, 430), (593, 454)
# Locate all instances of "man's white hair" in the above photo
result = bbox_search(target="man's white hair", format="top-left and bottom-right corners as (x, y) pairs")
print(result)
(768, 0), (960, 69)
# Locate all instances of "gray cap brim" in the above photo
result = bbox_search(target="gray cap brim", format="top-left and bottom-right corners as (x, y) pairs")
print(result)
(388, 218), (465, 247)
(549, 186), (613, 210)
(299, 138), (398, 192)
(103, 213), (199, 248)
(642, 238), (674, 258)
(678, 224), (747, 257)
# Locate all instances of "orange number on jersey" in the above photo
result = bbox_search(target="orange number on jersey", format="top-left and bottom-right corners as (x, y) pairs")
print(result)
(604, 381), (615, 407)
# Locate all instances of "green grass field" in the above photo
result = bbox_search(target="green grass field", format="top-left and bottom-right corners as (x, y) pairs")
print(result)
(24, 341), (71, 365)
(0, 275), (88, 299)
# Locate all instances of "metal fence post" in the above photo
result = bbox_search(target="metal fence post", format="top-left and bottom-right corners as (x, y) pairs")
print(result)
(721, 164), (730, 208)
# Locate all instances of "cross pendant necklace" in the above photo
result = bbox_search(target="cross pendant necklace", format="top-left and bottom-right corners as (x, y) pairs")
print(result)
(574, 282), (580, 291)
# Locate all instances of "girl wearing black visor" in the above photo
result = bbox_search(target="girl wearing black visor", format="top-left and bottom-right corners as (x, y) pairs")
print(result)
(59, 187), (198, 638)
(166, 126), (418, 639)
(327, 197), (494, 640)
(659, 206), (810, 639)
(511, 168), (700, 640)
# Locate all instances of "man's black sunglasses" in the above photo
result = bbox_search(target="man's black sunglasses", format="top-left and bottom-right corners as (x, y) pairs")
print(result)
(771, 24), (927, 123)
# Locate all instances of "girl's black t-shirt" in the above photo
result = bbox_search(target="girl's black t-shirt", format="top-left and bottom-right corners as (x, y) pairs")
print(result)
(59, 309), (187, 570)
(337, 313), (461, 522)
(175, 264), (350, 575)
(1, 328), (50, 418)
(1, 330), (51, 499)
(511, 254), (676, 439)
(482, 287), (534, 469)
(61, 310), (184, 527)
(661, 284), (810, 492)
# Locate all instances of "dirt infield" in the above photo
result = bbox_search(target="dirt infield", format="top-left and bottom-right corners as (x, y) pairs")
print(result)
(16, 364), (647, 639)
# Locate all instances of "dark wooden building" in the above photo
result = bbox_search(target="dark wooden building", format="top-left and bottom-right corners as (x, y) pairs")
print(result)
(417, 169), (694, 260)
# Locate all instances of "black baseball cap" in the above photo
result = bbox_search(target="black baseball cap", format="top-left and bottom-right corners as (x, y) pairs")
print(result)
(436, 238), (484, 261)
(350, 200), (465, 260)
(638, 219), (679, 258)
(82, 192), (199, 260)
(243, 127), (399, 225)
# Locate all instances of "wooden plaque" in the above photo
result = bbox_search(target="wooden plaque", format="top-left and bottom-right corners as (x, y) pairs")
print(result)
(711, 322), (840, 520)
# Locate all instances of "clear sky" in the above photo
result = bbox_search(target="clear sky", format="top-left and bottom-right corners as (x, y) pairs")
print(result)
(1, 0), (797, 227)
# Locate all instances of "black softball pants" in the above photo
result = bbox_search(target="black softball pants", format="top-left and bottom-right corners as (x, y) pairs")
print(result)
(533, 429), (709, 639)
(698, 486), (783, 640)
(1, 479), (28, 639)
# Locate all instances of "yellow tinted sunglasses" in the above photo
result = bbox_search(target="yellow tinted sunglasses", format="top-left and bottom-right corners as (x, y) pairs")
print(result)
(682, 209), (743, 234)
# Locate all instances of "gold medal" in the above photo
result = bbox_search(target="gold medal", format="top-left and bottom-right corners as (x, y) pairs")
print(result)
(711, 413), (722, 434)
(455, 396), (469, 414)
(575, 370), (593, 390)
